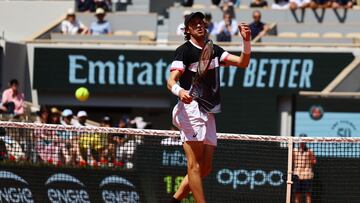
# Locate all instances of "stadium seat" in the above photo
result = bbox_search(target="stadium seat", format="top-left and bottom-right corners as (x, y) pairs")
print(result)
(114, 30), (134, 36)
(137, 30), (156, 41)
(300, 32), (320, 38)
(322, 32), (343, 38)
(278, 32), (298, 38)
(346, 32), (360, 39)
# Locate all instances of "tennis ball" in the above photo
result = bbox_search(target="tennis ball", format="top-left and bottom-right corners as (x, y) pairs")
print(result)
(75, 87), (89, 102)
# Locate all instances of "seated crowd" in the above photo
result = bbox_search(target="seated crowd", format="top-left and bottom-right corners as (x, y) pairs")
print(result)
(0, 79), (150, 169)
(177, 8), (270, 41)
(190, 0), (355, 9)
(60, 8), (112, 35)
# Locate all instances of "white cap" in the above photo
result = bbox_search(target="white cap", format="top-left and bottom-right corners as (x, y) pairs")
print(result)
(62, 109), (73, 117)
(67, 8), (75, 15)
(133, 116), (147, 129)
(77, 110), (87, 118)
(95, 8), (105, 15)
(183, 10), (191, 16)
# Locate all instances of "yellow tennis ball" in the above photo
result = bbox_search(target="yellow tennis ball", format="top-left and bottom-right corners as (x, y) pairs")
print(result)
(75, 87), (89, 102)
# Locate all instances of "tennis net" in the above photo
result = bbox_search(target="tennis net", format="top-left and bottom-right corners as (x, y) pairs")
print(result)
(0, 121), (359, 203)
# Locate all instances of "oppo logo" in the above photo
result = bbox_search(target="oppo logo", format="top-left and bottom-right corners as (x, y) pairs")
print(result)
(217, 169), (284, 190)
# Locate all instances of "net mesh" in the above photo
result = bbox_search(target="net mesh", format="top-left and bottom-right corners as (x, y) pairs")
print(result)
(0, 121), (359, 203)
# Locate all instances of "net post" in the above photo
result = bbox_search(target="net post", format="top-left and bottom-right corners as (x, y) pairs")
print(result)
(286, 136), (294, 203)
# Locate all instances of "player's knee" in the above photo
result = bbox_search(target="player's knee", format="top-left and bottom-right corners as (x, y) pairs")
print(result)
(187, 160), (201, 173)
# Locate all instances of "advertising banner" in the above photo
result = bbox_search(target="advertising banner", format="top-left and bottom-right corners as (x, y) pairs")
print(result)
(0, 166), (143, 203)
(137, 138), (288, 203)
(1, 137), (360, 203)
(33, 48), (354, 93)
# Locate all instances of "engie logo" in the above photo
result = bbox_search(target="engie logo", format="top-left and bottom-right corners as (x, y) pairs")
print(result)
(0, 171), (34, 203)
(217, 169), (284, 190)
(45, 173), (90, 203)
(100, 175), (140, 203)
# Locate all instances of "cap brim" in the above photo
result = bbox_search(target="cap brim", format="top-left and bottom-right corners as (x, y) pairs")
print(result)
(184, 12), (205, 27)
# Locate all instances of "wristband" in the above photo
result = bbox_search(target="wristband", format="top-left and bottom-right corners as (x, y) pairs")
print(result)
(242, 40), (251, 54)
(171, 84), (183, 97)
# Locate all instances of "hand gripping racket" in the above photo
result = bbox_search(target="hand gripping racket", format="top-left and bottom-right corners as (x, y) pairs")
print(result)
(189, 40), (214, 98)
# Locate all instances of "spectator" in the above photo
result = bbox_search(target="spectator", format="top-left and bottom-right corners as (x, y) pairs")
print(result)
(331, 0), (353, 8)
(61, 109), (74, 126)
(100, 115), (112, 127)
(293, 142), (316, 203)
(250, 0), (269, 7)
(49, 107), (61, 124)
(289, 0), (311, 9)
(216, 12), (238, 42)
(108, 116), (129, 167)
(90, 8), (112, 35)
(0, 127), (25, 162)
(0, 79), (24, 116)
(35, 106), (50, 124)
(34, 107), (58, 164)
(77, 0), (95, 12)
(272, 0), (290, 9)
(220, 0), (236, 19)
(75, 110), (88, 126)
(61, 8), (88, 35)
(176, 10), (191, 36)
(204, 13), (217, 37)
(249, 10), (269, 40)
(58, 109), (82, 165)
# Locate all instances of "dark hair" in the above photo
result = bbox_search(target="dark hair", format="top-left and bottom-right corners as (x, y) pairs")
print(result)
(9, 79), (18, 86)
(184, 29), (190, 41)
(37, 106), (49, 116)
(205, 13), (212, 20)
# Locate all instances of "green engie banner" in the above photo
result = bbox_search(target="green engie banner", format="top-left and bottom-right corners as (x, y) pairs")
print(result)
(33, 48), (355, 93)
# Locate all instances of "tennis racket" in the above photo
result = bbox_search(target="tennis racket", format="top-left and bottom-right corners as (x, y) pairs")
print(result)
(189, 40), (214, 98)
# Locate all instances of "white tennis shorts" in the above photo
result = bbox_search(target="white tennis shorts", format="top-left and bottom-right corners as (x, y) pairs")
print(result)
(172, 100), (217, 146)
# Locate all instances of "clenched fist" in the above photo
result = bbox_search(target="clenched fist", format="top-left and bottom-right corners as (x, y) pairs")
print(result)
(238, 23), (251, 41)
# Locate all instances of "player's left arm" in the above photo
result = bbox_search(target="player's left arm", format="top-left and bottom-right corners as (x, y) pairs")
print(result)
(222, 23), (251, 68)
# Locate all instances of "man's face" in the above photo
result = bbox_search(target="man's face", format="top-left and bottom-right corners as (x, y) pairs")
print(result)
(224, 14), (231, 23)
(41, 112), (49, 120)
(119, 120), (127, 128)
(64, 116), (73, 124)
(79, 116), (87, 124)
(51, 114), (60, 123)
(186, 16), (206, 39)
(96, 14), (105, 21)
(67, 15), (75, 23)
(11, 84), (18, 93)
(253, 12), (261, 23)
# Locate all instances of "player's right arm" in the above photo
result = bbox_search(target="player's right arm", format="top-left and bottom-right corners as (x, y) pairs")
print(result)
(167, 70), (192, 104)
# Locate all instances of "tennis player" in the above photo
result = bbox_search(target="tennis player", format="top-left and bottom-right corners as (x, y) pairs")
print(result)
(167, 12), (251, 203)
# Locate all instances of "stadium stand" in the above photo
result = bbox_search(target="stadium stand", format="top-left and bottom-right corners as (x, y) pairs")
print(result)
(167, 6), (360, 44)
(0, 1), (73, 41)
(37, 12), (158, 42)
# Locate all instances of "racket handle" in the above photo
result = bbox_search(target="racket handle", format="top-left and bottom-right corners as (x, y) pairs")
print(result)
(189, 86), (194, 97)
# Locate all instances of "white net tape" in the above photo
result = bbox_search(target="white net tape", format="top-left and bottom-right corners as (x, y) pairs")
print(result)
(1, 121), (360, 143)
